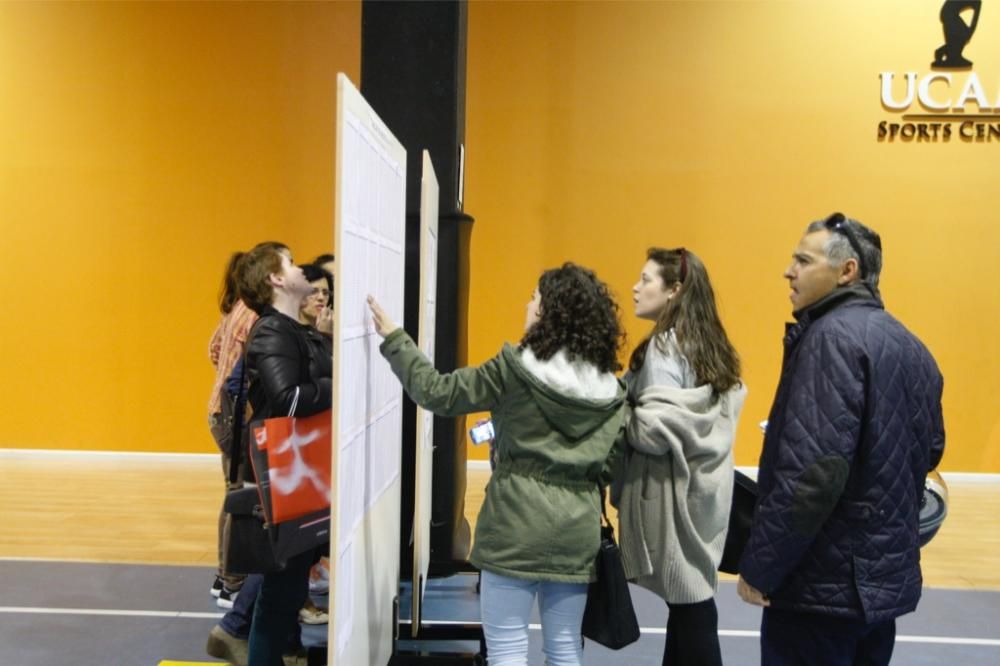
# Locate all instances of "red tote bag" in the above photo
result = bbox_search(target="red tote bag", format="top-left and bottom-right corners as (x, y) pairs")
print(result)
(252, 391), (332, 524)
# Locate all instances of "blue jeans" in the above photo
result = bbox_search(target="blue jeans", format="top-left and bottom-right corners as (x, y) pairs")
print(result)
(220, 574), (262, 639)
(479, 570), (588, 666)
(247, 550), (314, 666)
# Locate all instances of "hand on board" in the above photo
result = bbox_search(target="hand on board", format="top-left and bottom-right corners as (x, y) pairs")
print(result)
(367, 295), (399, 338)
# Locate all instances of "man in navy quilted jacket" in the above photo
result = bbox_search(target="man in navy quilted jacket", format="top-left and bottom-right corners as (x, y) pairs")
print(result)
(737, 213), (945, 665)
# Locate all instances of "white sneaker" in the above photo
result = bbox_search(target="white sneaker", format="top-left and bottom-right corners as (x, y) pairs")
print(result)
(217, 586), (239, 609)
(299, 600), (329, 625)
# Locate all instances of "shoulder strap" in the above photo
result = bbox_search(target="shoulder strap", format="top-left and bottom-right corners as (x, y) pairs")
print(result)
(598, 485), (613, 530)
(227, 355), (248, 486)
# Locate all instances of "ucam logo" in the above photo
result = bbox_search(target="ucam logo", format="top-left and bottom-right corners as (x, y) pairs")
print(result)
(878, 1), (999, 142)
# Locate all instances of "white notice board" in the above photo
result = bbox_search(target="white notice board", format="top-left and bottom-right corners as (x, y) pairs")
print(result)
(411, 150), (439, 635)
(329, 72), (406, 666)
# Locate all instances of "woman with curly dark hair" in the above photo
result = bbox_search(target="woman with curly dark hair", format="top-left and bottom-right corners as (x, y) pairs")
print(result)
(368, 262), (627, 666)
(616, 247), (746, 666)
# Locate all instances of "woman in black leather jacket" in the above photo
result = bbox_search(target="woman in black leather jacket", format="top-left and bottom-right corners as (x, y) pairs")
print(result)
(237, 241), (332, 666)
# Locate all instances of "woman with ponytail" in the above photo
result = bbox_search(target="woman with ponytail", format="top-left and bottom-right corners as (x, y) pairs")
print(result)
(616, 247), (746, 665)
(207, 251), (258, 609)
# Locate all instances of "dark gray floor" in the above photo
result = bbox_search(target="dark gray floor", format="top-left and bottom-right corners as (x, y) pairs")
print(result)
(0, 561), (998, 665)
(0, 560), (325, 665)
(400, 572), (1000, 666)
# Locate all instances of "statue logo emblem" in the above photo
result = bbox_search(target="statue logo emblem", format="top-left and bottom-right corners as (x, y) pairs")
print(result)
(932, 0), (982, 68)
(877, 1), (997, 142)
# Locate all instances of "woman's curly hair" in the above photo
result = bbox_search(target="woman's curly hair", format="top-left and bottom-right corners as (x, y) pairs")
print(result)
(519, 263), (624, 373)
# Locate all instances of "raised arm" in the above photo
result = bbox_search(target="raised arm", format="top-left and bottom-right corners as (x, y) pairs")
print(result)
(379, 328), (504, 417)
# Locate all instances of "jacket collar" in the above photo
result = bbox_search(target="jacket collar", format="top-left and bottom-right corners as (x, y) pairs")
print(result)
(258, 304), (309, 329)
(502, 344), (625, 441)
(784, 283), (881, 347)
(257, 304), (280, 318)
(519, 346), (620, 401)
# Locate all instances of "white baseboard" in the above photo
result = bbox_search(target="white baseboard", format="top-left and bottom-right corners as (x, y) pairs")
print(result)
(465, 461), (1000, 484)
(0, 448), (217, 463)
(939, 472), (1000, 484)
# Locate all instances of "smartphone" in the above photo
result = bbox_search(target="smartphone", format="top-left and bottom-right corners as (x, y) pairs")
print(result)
(469, 420), (495, 445)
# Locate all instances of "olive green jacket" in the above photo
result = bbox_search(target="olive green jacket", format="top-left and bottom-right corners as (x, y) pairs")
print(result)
(380, 329), (627, 583)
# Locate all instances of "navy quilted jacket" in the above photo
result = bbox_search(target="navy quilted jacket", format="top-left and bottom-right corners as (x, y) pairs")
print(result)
(739, 287), (944, 622)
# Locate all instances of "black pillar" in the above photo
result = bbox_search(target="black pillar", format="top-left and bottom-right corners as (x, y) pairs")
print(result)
(361, 0), (474, 576)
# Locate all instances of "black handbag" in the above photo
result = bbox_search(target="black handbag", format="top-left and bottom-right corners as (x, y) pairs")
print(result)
(581, 488), (641, 650)
(211, 357), (250, 456)
(221, 356), (286, 575)
(211, 389), (237, 455)
(718, 470), (758, 574)
(223, 486), (284, 574)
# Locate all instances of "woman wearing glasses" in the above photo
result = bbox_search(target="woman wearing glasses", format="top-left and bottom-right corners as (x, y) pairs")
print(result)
(615, 247), (746, 666)
(298, 264), (334, 332)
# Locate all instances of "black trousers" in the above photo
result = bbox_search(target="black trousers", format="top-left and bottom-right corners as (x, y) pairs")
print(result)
(663, 597), (723, 666)
(761, 607), (896, 666)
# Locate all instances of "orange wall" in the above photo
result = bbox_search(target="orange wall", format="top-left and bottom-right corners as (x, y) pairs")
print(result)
(465, 1), (1000, 472)
(0, 2), (359, 452)
(2, 1), (997, 473)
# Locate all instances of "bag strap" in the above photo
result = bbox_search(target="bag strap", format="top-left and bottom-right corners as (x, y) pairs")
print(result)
(228, 354), (248, 486)
(598, 485), (613, 533)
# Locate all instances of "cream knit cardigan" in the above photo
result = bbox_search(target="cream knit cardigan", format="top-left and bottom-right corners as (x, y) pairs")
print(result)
(617, 382), (747, 604)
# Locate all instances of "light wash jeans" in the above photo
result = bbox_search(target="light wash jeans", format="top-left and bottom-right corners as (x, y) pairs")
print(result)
(479, 570), (588, 666)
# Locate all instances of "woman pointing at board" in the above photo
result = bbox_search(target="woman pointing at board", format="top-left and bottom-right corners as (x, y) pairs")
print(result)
(369, 262), (627, 666)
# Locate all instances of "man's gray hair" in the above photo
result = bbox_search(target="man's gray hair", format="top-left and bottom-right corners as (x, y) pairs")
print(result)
(806, 214), (883, 288)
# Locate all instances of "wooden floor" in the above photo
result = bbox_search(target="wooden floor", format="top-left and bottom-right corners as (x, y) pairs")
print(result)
(2, 453), (998, 590)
